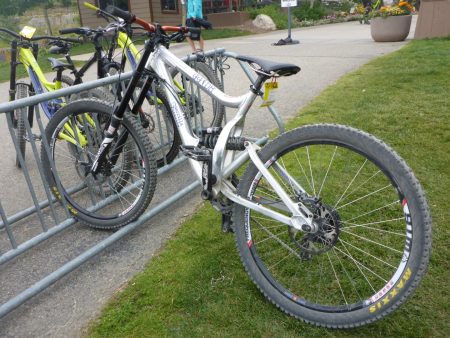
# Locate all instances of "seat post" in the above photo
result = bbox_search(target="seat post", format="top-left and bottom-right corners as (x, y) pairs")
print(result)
(251, 74), (270, 94)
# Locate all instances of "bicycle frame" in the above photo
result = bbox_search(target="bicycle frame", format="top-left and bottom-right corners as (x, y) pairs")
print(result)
(117, 31), (140, 69)
(17, 44), (64, 118)
(146, 45), (314, 232)
(117, 30), (186, 102)
(84, 5), (312, 231)
(69, 35), (118, 85)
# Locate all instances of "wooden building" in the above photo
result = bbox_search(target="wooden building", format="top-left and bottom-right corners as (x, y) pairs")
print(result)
(77, 0), (248, 28)
(78, 0), (179, 27)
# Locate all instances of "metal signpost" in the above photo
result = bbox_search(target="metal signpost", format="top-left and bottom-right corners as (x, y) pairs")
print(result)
(274, 0), (300, 45)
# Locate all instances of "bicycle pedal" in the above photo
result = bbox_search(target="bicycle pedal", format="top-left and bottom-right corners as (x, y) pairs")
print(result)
(180, 145), (211, 161)
(25, 134), (42, 142)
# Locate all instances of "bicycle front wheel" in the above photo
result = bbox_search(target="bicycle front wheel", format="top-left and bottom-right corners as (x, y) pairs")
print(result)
(234, 124), (431, 327)
(14, 83), (29, 168)
(41, 99), (157, 229)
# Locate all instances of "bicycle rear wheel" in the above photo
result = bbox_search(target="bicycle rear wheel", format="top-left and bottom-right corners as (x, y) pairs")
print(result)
(41, 98), (157, 229)
(136, 84), (181, 168)
(234, 124), (431, 327)
(171, 61), (224, 128)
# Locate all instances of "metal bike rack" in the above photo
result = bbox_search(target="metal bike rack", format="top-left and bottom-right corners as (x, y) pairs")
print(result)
(0, 49), (284, 318)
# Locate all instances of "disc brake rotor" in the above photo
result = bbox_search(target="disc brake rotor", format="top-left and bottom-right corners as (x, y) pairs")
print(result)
(289, 201), (341, 260)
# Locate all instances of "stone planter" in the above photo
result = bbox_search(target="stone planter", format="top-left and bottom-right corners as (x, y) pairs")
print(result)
(370, 15), (412, 42)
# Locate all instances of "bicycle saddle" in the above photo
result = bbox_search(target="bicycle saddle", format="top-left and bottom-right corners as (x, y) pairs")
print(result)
(235, 54), (300, 77)
(47, 57), (72, 71)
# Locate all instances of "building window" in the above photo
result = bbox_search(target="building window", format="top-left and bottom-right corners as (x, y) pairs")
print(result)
(161, 0), (178, 13)
(97, 0), (129, 11)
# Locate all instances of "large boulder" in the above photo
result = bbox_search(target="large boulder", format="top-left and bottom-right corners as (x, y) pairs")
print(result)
(252, 14), (276, 31)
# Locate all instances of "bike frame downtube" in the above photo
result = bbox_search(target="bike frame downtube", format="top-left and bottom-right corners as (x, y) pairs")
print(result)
(72, 54), (98, 85)
(147, 45), (254, 182)
(19, 48), (55, 91)
(118, 31), (140, 69)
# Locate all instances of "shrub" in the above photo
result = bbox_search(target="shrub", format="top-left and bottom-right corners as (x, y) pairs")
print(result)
(246, 4), (288, 29)
(292, 1), (327, 21)
(324, 0), (356, 13)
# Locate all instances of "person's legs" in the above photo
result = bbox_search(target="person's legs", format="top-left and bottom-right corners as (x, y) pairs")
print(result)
(186, 19), (204, 52)
(198, 35), (204, 51)
(186, 36), (196, 52)
(186, 18), (199, 52)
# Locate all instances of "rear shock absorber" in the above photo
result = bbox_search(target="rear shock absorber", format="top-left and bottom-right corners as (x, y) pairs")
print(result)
(198, 127), (247, 151)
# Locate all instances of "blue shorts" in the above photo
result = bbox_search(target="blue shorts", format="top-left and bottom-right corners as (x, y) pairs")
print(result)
(186, 18), (201, 41)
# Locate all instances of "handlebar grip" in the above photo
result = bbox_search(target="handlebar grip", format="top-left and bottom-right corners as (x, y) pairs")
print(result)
(105, 5), (134, 22)
(59, 28), (88, 35)
(63, 37), (82, 44)
(83, 1), (99, 11)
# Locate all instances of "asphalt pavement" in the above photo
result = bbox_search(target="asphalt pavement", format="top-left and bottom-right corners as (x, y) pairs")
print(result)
(0, 17), (416, 338)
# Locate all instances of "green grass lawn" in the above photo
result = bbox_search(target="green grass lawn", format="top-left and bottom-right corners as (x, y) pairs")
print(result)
(85, 37), (447, 337)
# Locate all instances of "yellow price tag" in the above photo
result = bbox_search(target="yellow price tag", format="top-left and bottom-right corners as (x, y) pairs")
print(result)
(19, 26), (36, 39)
(260, 82), (278, 107)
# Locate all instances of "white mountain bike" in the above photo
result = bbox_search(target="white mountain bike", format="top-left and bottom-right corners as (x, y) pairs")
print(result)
(41, 6), (432, 328)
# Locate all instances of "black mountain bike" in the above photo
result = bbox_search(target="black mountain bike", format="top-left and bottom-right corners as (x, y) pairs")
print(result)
(62, 6), (224, 167)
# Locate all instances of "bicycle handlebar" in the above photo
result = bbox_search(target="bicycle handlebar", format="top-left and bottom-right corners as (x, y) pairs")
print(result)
(105, 5), (134, 23)
(59, 25), (122, 41)
(59, 27), (90, 36)
(0, 27), (80, 43)
(0, 27), (21, 39)
(83, 1), (122, 23)
(105, 5), (197, 35)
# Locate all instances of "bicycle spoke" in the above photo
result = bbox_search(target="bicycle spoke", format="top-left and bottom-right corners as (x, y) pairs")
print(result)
(337, 240), (377, 293)
(332, 245), (389, 284)
(327, 252), (348, 306)
(343, 219), (406, 236)
(317, 146), (337, 197)
(340, 230), (403, 254)
(338, 238), (397, 269)
(344, 200), (399, 223)
(306, 146), (316, 195)
(335, 184), (392, 211)
(333, 158), (367, 208)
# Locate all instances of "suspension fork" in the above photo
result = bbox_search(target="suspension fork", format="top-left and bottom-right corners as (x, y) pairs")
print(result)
(27, 82), (35, 128)
(8, 40), (18, 125)
(108, 130), (129, 166)
(131, 73), (155, 128)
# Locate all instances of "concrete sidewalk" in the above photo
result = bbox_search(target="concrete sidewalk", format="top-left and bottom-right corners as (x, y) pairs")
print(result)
(0, 18), (416, 338)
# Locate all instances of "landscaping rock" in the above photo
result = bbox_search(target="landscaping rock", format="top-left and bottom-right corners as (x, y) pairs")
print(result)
(252, 14), (277, 31)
